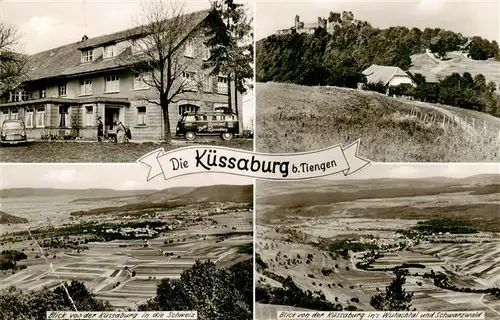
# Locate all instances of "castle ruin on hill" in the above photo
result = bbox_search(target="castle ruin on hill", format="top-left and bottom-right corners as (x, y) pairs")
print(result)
(276, 11), (354, 36)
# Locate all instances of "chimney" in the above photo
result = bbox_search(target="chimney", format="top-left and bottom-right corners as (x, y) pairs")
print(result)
(81, 35), (88, 42)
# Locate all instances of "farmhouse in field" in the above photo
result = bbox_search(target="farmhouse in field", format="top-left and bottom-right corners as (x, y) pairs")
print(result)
(362, 64), (416, 88)
(0, 9), (242, 141)
(459, 38), (473, 52)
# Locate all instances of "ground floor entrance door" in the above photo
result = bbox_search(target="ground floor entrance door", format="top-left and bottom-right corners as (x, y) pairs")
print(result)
(105, 107), (120, 131)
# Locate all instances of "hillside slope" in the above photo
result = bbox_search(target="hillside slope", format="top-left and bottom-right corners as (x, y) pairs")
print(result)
(256, 82), (500, 162)
(0, 211), (28, 224)
(70, 184), (253, 216)
(172, 184), (253, 204)
(70, 187), (195, 204)
(256, 174), (500, 231)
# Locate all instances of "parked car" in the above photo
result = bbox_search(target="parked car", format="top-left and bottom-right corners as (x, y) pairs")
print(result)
(1, 119), (27, 146)
(176, 111), (239, 141)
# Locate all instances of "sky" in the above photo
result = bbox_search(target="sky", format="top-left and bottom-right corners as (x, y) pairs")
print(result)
(1, 0), (213, 54)
(255, 0), (499, 42)
(327, 162), (500, 180)
(0, 163), (253, 190)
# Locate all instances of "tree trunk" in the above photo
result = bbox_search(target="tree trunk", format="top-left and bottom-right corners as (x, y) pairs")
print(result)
(233, 74), (241, 134)
(227, 73), (232, 112)
(162, 103), (171, 144)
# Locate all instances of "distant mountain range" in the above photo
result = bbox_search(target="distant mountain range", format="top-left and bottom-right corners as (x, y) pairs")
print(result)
(0, 188), (156, 199)
(257, 174), (500, 207)
(1, 184), (254, 204)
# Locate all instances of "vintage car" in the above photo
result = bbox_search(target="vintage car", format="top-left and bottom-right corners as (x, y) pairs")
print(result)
(176, 111), (239, 141)
(0, 119), (27, 146)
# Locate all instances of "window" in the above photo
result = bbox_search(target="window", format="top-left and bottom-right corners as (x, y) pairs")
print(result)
(80, 79), (92, 95)
(59, 106), (70, 127)
(133, 73), (150, 90)
(203, 45), (210, 60)
(59, 83), (67, 96)
(39, 89), (46, 99)
(131, 39), (144, 54)
(25, 108), (34, 128)
(36, 107), (45, 127)
(214, 103), (229, 113)
(22, 91), (31, 101)
(182, 71), (196, 91)
(178, 104), (199, 115)
(217, 76), (228, 93)
(137, 106), (146, 126)
(81, 49), (93, 62)
(184, 39), (194, 57)
(201, 74), (211, 92)
(103, 45), (116, 59)
(105, 75), (120, 93)
(10, 108), (18, 120)
(185, 115), (196, 122)
(10, 90), (30, 102)
(85, 106), (94, 126)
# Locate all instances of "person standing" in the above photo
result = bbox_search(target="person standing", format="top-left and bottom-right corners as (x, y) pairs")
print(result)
(116, 120), (126, 143)
(97, 116), (104, 142)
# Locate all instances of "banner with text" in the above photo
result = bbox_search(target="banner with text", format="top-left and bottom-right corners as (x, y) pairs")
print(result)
(138, 140), (370, 181)
(276, 311), (485, 320)
(47, 311), (197, 320)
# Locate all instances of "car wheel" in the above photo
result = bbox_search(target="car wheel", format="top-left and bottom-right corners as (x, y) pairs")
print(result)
(185, 131), (196, 141)
(221, 132), (233, 141)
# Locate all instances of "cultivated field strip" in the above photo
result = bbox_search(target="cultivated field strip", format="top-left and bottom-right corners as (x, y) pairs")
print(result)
(415, 242), (500, 286)
(0, 230), (250, 309)
(257, 223), (500, 316)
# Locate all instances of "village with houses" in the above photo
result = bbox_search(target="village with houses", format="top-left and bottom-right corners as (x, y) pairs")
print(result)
(255, 172), (500, 317)
(0, 183), (254, 311)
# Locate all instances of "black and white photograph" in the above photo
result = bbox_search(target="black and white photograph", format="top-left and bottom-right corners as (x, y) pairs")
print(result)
(0, 0), (253, 162)
(255, 0), (500, 162)
(255, 163), (500, 319)
(0, 164), (253, 319)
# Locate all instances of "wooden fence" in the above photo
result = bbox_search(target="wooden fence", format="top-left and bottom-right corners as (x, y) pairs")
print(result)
(408, 108), (500, 139)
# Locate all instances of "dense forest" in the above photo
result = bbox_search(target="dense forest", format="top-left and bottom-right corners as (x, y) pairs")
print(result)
(256, 12), (500, 116)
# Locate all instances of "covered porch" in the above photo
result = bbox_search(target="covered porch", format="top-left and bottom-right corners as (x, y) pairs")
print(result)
(0, 97), (130, 141)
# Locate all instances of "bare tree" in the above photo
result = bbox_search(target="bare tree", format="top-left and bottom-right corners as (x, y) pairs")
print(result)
(121, 0), (208, 143)
(0, 22), (29, 93)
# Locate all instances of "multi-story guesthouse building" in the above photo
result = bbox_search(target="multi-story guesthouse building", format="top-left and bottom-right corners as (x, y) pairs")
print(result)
(0, 9), (242, 141)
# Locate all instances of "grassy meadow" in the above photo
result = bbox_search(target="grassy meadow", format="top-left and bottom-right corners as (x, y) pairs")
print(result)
(256, 82), (500, 162)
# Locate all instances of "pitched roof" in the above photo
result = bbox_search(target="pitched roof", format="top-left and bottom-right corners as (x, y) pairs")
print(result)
(459, 38), (473, 49)
(25, 9), (211, 82)
(362, 64), (411, 86)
